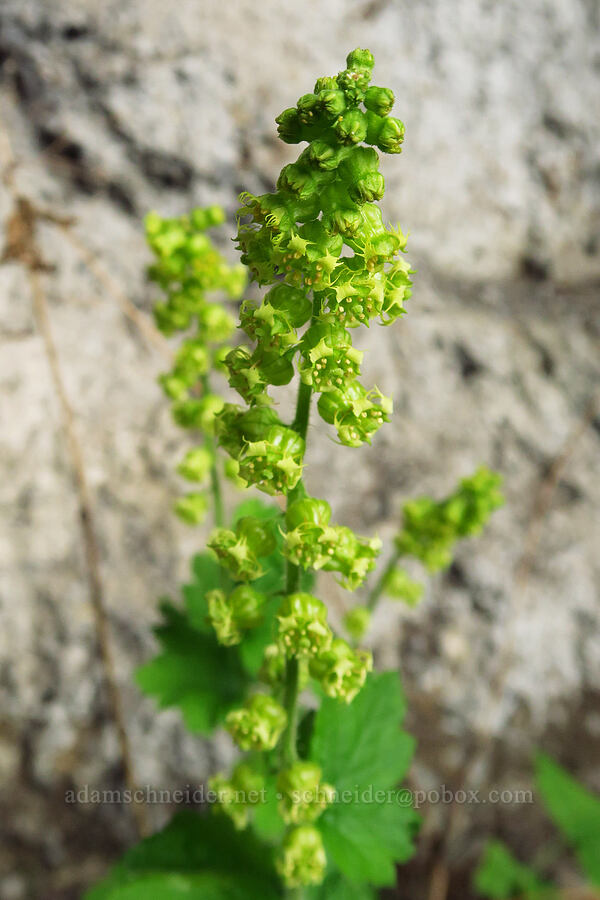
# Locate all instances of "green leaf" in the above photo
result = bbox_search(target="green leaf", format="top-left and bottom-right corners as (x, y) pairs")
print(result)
(310, 671), (418, 886)
(473, 841), (550, 899)
(307, 870), (376, 899)
(136, 603), (246, 733)
(535, 753), (600, 885)
(86, 811), (280, 900)
(183, 551), (228, 632)
(88, 872), (268, 900)
(252, 774), (285, 842)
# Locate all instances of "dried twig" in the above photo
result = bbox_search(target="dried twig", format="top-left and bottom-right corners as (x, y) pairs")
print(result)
(0, 99), (148, 837)
(427, 858), (450, 900)
(58, 224), (171, 361)
(29, 269), (149, 838)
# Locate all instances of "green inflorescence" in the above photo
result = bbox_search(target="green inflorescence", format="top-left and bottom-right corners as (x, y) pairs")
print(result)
(90, 49), (505, 900)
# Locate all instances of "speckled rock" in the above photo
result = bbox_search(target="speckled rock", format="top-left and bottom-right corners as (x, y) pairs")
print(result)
(0, 1), (598, 898)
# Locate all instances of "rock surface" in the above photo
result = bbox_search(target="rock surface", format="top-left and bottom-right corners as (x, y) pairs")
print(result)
(0, 1), (599, 898)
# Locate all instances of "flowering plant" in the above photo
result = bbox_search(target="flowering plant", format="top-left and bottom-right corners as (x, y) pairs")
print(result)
(89, 49), (502, 900)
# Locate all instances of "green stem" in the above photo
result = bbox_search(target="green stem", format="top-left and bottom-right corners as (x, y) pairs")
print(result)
(291, 378), (313, 441)
(286, 888), (304, 900)
(200, 374), (224, 528)
(280, 295), (320, 766)
(207, 433), (224, 528)
(366, 549), (399, 610)
(282, 656), (300, 765)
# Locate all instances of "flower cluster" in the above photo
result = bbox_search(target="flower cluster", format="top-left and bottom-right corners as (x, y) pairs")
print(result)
(224, 47), (410, 460)
(208, 54), (409, 886)
(215, 404), (305, 495)
(284, 497), (381, 589)
(310, 638), (373, 704)
(277, 761), (335, 825)
(208, 763), (265, 830)
(146, 207), (246, 523)
(276, 825), (327, 888)
(277, 592), (333, 658)
(208, 515), (276, 581)
(394, 467), (504, 572)
(206, 585), (266, 646)
(225, 693), (287, 752)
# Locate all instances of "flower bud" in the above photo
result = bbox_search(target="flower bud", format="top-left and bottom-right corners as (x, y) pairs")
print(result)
(225, 693), (287, 751)
(209, 763), (265, 830)
(276, 107), (305, 143)
(329, 207), (362, 237)
(310, 638), (373, 703)
(224, 457), (247, 489)
(376, 116), (405, 153)
(350, 172), (385, 204)
(277, 593), (332, 658)
(285, 497), (332, 531)
(337, 66), (372, 103)
(276, 826), (327, 888)
(172, 394), (225, 433)
(344, 605), (372, 641)
(198, 303), (236, 342)
(190, 205), (226, 230)
(207, 585), (266, 646)
(173, 492), (208, 525)
(277, 762), (335, 824)
(318, 89), (346, 117)
(334, 109), (368, 145)
(383, 568), (424, 606)
(176, 447), (213, 482)
(307, 140), (347, 171)
(364, 85), (395, 116)
(158, 373), (188, 400)
(314, 76), (338, 94)
(346, 48), (375, 71)
(297, 92), (320, 124)
(317, 381), (392, 447)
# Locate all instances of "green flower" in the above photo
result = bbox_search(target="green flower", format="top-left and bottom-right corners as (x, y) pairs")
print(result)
(395, 467), (504, 572)
(276, 826), (327, 888)
(176, 447), (213, 482)
(310, 638), (373, 703)
(277, 593), (332, 658)
(277, 761), (335, 825)
(317, 381), (392, 447)
(208, 516), (276, 581)
(344, 605), (371, 641)
(173, 492), (208, 525)
(207, 585), (267, 646)
(225, 693), (287, 751)
(209, 763), (265, 830)
(383, 568), (424, 606)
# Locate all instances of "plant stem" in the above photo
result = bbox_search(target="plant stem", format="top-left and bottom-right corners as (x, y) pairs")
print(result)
(200, 374), (224, 528)
(291, 378), (313, 441)
(367, 549), (399, 610)
(280, 296), (320, 766)
(282, 656), (300, 765)
(286, 888), (304, 900)
(207, 432), (224, 528)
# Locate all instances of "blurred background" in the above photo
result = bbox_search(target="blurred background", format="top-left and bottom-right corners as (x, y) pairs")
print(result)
(0, 1), (599, 898)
